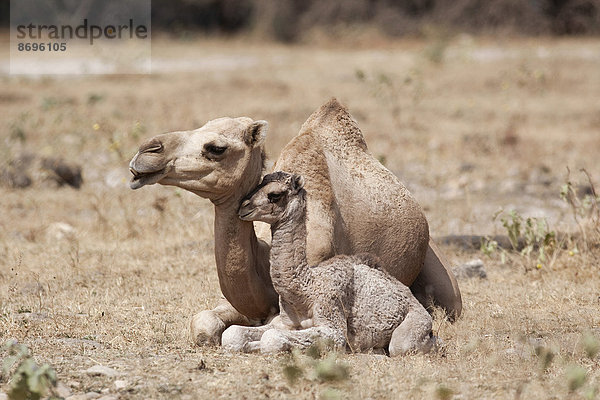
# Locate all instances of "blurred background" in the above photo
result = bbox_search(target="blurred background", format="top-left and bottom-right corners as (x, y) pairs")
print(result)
(1, 0), (599, 234)
(2, 0), (600, 39)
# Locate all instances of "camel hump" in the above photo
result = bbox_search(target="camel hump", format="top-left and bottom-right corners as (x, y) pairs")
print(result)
(299, 98), (368, 152)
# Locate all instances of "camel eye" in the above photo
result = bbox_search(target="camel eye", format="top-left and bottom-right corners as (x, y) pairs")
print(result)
(268, 192), (284, 203)
(204, 144), (227, 156)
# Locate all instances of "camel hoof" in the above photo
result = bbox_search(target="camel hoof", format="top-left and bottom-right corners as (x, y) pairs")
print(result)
(190, 310), (226, 346)
(389, 333), (437, 357)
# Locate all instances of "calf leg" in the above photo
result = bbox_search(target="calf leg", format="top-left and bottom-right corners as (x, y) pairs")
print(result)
(388, 305), (434, 357)
(260, 326), (347, 354)
(221, 316), (285, 352)
(221, 324), (273, 352)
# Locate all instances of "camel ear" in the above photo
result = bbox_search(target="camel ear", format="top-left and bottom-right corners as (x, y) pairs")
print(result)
(244, 120), (268, 147)
(291, 174), (305, 193)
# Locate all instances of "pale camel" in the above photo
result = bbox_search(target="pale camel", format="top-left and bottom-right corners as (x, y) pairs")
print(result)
(128, 99), (462, 345)
(221, 171), (434, 355)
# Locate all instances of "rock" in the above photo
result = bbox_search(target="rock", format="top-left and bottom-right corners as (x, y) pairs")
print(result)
(58, 337), (102, 349)
(66, 395), (89, 400)
(40, 157), (83, 188)
(0, 153), (35, 188)
(56, 382), (73, 398)
(67, 394), (104, 400)
(97, 396), (118, 400)
(1, 168), (32, 188)
(453, 259), (487, 279)
(16, 311), (48, 321)
(1, 153), (82, 189)
(459, 162), (475, 172)
(85, 365), (120, 378)
(46, 222), (76, 241)
(114, 380), (129, 390)
(131, 384), (145, 393)
(67, 380), (81, 389)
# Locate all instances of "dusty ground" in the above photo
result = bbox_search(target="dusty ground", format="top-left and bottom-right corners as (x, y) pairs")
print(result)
(1, 35), (600, 399)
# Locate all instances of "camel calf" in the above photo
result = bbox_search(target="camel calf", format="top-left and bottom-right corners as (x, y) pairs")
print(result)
(222, 172), (434, 356)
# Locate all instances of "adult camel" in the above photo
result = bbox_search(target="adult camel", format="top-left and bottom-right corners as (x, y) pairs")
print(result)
(129, 98), (462, 345)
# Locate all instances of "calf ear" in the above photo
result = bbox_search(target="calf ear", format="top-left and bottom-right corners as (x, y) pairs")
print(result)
(244, 120), (268, 147)
(291, 174), (305, 193)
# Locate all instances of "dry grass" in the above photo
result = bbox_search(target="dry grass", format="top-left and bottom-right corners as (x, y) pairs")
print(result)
(1, 35), (600, 399)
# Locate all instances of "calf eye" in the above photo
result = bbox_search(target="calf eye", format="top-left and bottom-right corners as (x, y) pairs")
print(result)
(204, 144), (227, 155)
(268, 192), (284, 203)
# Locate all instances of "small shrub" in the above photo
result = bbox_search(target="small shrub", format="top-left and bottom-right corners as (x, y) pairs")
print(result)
(281, 341), (350, 387)
(582, 332), (600, 359)
(2, 340), (59, 400)
(282, 362), (303, 384)
(435, 384), (453, 400)
(314, 353), (349, 383)
(534, 345), (555, 372)
(560, 168), (600, 250)
(422, 26), (454, 65)
(483, 209), (556, 270)
(566, 365), (587, 392)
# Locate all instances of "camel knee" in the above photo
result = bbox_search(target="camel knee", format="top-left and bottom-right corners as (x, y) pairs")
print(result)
(388, 311), (434, 357)
(190, 310), (226, 346)
(260, 329), (289, 354)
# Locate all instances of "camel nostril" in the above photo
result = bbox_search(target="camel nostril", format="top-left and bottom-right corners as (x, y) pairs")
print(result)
(130, 167), (140, 177)
(143, 142), (163, 154)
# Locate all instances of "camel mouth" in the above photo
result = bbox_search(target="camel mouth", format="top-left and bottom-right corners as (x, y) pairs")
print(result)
(129, 168), (167, 190)
(238, 210), (255, 221)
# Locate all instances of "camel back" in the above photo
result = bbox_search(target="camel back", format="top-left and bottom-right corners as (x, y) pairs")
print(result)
(273, 98), (429, 286)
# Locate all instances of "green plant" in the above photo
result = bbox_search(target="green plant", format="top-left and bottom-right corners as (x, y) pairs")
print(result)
(566, 365), (587, 392)
(560, 168), (600, 249)
(435, 384), (453, 400)
(584, 386), (598, 400)
(534, 344), (555, 372)
(2, 340), (59, 400)
(483, 209), (556, 269)
(313, 353), (349, 382)
(87, 93), (104, 105)
(480, 237), (498, 257)
(582, 332), (599, 359)
(281, 340), (350, 392)
(422, 26), (454, 65)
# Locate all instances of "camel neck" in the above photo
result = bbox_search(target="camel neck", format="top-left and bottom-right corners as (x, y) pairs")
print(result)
(269, 203), (312, 305)
(213, 203), (276, 320)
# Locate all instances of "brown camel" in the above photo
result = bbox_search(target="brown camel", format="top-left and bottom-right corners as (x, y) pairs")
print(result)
(128, 99), (462, 345)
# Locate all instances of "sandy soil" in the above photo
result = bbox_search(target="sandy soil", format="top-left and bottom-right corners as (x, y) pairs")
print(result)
(1, 36), (599, 399)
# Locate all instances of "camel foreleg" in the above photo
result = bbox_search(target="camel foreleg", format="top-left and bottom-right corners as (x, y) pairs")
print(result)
(190, 298), (257, 346)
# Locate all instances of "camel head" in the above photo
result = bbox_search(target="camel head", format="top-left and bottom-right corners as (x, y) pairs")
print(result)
(238, 171), (305, 225)
(129, 117), (268, 203)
